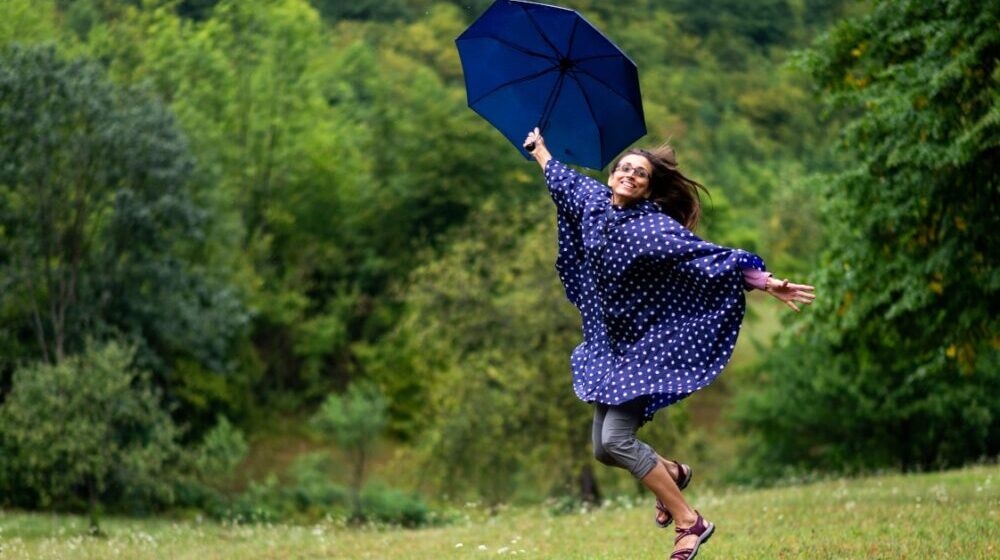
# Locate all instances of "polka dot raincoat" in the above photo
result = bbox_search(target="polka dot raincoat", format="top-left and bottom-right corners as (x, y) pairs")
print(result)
(545, 160), (767, 421)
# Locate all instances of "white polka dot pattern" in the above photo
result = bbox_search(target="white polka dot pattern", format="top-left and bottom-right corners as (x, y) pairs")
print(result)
(545, 160), (767, 422)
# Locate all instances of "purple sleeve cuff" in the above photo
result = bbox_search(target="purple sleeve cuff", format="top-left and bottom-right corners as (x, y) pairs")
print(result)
(743, 268), (772, 291)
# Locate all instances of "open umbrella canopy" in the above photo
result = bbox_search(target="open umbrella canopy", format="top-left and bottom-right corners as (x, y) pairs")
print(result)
(456, 0), (646, 170)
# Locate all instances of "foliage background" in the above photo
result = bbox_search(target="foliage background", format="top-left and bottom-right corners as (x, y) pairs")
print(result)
(0, 0), (996, 524)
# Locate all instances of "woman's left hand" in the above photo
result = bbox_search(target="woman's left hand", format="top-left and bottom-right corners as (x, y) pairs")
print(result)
(764, 277), (816, 312)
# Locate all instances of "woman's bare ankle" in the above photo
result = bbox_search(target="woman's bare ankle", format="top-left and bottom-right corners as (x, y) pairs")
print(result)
(674, 510), (698, 528)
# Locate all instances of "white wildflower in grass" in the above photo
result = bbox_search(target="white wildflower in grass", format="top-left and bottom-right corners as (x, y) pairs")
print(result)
(497, 546), (509, 554)
(478, 544), (488, 551)
(930, 484), (949, 503)
(455, 543), (464, 548)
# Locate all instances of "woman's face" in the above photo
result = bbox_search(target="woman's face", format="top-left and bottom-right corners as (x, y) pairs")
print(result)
(608, 154), (652, 207)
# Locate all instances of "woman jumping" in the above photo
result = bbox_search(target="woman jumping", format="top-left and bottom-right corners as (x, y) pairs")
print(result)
(524, 127), (815, 560)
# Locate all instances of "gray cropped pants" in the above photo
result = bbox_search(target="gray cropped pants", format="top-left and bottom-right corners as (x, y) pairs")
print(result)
(591, 399), (659, 480)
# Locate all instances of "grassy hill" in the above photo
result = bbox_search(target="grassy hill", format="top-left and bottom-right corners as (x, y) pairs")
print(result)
(1, 463), (996, 559)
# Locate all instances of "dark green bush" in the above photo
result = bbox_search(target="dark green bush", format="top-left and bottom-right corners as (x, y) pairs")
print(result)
(185, 452), (439, 526)
(360, 481), (431, 527)
(0, 341), (181, 531)
(285, 452), (348, 514)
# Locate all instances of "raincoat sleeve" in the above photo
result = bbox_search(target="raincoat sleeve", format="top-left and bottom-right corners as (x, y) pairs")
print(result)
(645, 212), (768, 291)
(544, 159), (608, 222)
(543, 160), (607, 306)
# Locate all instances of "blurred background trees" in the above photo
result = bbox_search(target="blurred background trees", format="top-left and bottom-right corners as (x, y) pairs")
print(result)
(732, 0), (1000, 477)
(0, 0), (995, 524)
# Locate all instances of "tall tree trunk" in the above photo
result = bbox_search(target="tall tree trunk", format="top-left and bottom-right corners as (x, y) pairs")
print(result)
(576, 416), (600, 504)
(351, 447), (366, 523)
(87, 478), (102, 537)
(578, 463), (601, 505)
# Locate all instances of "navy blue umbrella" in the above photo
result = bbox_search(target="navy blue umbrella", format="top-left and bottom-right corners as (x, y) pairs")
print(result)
(456, 0), (646, 170)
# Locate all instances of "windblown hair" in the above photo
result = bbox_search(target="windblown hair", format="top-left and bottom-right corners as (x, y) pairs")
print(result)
(618, 144), (708, 230)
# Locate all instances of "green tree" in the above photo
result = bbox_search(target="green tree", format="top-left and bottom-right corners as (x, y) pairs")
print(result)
(733, 0), (1000, 477)
(0, 44), (248, 423)
(0, 341), (181, 533)
(663, 0), (796, 47)
(85, 1), (534, 404)
(0, 0), (60, 45)
(311, 381), (387, 521)
(309, 0), (413, 22)
(191, 415), (249, 479)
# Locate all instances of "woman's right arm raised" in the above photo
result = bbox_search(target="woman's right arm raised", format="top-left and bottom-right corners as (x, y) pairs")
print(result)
(523, 127), (552, 169)
(525, 127), (606, 220)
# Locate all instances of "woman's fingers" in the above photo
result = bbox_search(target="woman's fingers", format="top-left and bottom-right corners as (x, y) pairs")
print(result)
(525, 127), (543, 144)
(766, 276), (816, 312)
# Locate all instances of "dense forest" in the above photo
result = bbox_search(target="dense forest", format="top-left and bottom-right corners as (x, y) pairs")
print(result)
(0, 0), (996, 527)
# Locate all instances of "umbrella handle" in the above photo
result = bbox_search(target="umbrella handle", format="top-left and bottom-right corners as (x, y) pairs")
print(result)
(525, 142), (536, 152)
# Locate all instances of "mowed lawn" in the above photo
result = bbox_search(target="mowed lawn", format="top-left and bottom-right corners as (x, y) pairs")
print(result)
(1, 464), (997, 559)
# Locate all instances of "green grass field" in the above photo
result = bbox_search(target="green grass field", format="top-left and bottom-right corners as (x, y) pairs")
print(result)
(1, 464), (997, 559)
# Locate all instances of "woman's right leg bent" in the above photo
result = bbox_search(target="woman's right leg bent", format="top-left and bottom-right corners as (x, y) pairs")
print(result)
(600, 404), (660, 480)
(592, 403), (619, 467)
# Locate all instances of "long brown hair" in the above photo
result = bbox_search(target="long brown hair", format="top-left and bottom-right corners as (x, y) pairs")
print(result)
(618, 144), (708, 230)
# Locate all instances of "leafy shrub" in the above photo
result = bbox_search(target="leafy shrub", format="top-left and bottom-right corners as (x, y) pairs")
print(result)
(311, 382), (387, 520)
(192, 416), (249, 480)
(224, 475), (285, 523)
(172, 415), (250, 516)
(0, 341), (181, 531)
(360, 481), (431, 527)
(285, 452), (348, 514)
(189, 451), (438, 526)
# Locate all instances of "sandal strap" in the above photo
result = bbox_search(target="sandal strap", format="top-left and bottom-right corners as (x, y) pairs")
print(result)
(674, 513), (706, 543)
(670, 548), (694, 560)
(675, 462), (692, 488)
(666, 459), (692, 489)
